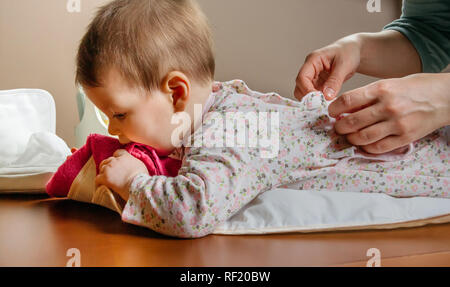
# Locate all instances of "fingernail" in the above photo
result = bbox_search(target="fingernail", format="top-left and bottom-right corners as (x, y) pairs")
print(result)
(324, 87), (335, 100)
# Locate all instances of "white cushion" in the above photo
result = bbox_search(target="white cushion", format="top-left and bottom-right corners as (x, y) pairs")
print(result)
(214, 188), (450, 234)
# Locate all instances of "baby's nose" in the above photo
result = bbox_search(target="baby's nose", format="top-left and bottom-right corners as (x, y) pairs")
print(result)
(108, 123), (120, 136)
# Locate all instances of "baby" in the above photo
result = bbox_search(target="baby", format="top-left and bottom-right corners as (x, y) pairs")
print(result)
(76, 0), (449, 238)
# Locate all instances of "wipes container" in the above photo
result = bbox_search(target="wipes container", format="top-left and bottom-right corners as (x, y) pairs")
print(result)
(0, 89), (71, 192)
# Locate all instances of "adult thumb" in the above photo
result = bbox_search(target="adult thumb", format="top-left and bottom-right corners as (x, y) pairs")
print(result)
(323, 65), (346, 100)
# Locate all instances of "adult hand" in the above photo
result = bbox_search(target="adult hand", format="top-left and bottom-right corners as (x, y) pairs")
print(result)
(294, 35), (361, 101)
(328, 73), (450, 154)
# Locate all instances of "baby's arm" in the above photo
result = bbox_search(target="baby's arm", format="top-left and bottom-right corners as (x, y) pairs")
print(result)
(121, 146), (264, 238)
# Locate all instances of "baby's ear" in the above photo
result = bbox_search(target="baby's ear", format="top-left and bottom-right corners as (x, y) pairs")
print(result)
(161, 71), (190, 112)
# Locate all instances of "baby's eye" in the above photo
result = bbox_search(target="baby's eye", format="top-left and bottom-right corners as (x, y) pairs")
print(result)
(113, 113), (127, 120)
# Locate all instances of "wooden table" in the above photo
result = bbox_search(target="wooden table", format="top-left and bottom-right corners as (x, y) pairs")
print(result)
(0, 194), (449, 267)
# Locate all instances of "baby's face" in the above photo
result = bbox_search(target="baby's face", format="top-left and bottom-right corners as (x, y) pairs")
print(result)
(84, 68), (179, 155)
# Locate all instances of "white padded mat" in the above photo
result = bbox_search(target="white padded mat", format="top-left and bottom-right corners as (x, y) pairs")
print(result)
(214, 188), (450, 234)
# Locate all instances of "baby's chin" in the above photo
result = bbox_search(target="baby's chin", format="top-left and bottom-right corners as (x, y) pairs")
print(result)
(118, 137), (131, 145)
(153, 142), (179, 156)
(125, 137), (176, 156)
(141, 141), (176, 156)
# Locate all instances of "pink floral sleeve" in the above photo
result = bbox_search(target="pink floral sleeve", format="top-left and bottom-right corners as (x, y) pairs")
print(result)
(121, 145), (267, 238)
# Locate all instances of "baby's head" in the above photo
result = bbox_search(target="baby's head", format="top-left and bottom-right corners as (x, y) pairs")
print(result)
(76, 0), (215, 154)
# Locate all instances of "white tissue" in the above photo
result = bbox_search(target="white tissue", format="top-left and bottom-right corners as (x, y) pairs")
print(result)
(0, 89), (57, 164)
(0, 131), (70, 175)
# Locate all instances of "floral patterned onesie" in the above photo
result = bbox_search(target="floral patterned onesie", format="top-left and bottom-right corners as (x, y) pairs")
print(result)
(122, 80), (450, 238)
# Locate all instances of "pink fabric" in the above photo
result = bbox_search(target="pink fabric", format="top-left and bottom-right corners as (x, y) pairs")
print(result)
(46, 134), (181, 197)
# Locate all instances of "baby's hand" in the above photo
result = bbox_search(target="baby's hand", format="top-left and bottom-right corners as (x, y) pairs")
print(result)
(95, 149), (149, 201)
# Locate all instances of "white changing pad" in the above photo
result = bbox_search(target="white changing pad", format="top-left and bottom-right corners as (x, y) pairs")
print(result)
(214, 189), (450, 234)
(0, 89), (70, 192)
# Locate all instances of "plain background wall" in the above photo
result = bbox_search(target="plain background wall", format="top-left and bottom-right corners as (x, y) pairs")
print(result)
(0, 0), (402, 148)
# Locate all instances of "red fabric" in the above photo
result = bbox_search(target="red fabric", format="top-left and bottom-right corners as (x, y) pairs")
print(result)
(46, 134), (182, 197)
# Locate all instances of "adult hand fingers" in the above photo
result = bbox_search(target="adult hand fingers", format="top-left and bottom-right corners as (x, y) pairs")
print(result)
(345, 120), (395, 146)
(360, 134), (411, 154)
(322, 57), (349, 100)
(294, 61), (318, 100)
(334, 102), (385, 135)
(328, 85), (377, 118)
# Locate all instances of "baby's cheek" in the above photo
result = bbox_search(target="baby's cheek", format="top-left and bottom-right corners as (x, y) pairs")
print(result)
(127, 119), (150, 141)
(147, 129), (177, 155)
(128, 117), (174, 153)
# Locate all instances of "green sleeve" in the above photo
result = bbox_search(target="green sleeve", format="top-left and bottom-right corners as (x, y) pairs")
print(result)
(383, 0), (450, 73)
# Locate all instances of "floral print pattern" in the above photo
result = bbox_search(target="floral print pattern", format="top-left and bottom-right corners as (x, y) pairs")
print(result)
(121, 80), (450, 238)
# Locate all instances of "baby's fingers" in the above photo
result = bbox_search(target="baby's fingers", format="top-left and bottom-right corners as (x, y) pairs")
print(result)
(95, 172), (107, 187)
(99, 157), (115, 171)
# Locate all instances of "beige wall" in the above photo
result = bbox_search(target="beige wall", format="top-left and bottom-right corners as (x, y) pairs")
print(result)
(0, 0), (400, 148)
